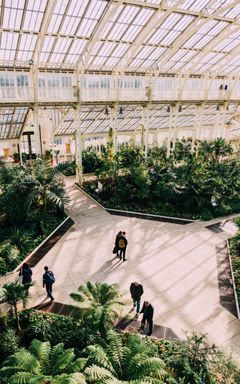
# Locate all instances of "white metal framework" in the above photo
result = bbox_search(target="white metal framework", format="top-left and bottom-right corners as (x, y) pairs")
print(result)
(1, 0), (240, 140)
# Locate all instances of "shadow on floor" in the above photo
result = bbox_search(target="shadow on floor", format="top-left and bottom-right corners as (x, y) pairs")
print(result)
(116, 315), (179, 340)
(16, 217), (74, 269)
(216, 242), (238, 317)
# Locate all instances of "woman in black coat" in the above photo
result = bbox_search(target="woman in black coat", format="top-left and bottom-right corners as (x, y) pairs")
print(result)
(19, 263), (32, 285)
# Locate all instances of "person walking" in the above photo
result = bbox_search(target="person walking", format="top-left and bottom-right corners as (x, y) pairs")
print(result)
(43, 266), (55, 301)
(139, 301), (154, 336)
(130, 281), (144, 315)
(118, 231), (128, 261)
(19, 263), (32, 289)
(114, 231), (122, 257)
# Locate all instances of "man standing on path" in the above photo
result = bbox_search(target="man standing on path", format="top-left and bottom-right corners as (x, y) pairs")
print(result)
(139, 301), (154, 336)
(130, 281), (144, 315)
(118, 231), (128, 261)
(43, 266), (55, 302)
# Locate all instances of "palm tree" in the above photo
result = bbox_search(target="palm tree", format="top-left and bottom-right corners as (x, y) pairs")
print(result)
(0, 339), (86, 384)
(84, 330), (172, 383)
(70, 282), (126, 336)
(24, 158), (68, 213)
(0, 281), (32, 331)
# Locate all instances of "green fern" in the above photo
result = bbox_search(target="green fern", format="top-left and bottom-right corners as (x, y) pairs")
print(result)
(0, 339), (86, 383)
(83, 330), (172, 383)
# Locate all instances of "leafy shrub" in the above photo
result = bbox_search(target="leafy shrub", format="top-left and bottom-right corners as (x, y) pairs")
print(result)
(82, 149), (103, 173)
(20, 310), (93, 355)
(0, 243), (20, 272)
(0, 329), (20, 364)
(56, 161), (76, 176)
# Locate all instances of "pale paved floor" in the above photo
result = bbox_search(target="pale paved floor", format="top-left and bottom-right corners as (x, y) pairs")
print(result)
(2, 176), (240, 361)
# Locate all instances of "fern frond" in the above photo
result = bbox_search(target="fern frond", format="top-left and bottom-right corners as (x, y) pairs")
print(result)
(29, 339), (51, 371)
(84, 364), (115, 380)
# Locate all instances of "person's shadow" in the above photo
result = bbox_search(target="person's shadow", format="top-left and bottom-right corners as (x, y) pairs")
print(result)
(89, 257), (121, 280)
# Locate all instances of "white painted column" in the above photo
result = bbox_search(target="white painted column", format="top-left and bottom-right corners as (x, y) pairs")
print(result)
(33, 105), (42, 155)
(220, 103), (227, 139)
(74, 106), (83, 185)
(142, 104), (150, 158)
(172, 103), (179, 151)
(113, 104), (118, 153)
(167, 106), (174, 157)
(191, 105), (199, 152)
(210, 106), (221, 140)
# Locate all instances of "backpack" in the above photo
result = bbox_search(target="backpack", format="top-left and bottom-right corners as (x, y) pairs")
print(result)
(118, 238), (125, 248)
(46, 271), (55, 284)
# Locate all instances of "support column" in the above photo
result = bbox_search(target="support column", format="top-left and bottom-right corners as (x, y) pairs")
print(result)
(195, 102), (205, 144)
(75, 106), (83, 185)
(142, 104), (150, 158)
(220, 103), (228, 139)
(191, 105), (199, 152)
(167, 104), (178, 156)
(210, 105), (221, 141)
(33, 105), (42, 156)
(167, 106), (174, 157)
(111, 104), (118, 153)
(172, 103), (179, 151)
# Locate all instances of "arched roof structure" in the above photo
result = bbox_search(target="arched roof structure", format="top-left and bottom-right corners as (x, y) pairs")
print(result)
(1, 0), (240, 139)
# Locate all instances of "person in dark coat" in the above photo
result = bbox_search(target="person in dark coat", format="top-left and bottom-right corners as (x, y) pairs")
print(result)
(139, 301), (154, 336)
(130, 281), (144, 314)
(118, 231), (128, 261)
(19, 263), (32, 286)
(115, 231), (122, 257)
(43, 266), (55, 301)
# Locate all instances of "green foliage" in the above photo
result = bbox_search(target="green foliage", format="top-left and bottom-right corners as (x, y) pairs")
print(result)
(83, 329), (172, 383)
(0, 160), (68, 274)
(0, 281), (32, 331)
(82, 150), (103, 173)
(0, 339), (87, 384)
(0, 328), (20, 364)
(56, 161), (76, 176)
(156, 334), (240, 384)
(0, 243), (20, 272)
(160, 334), (217, 383)
(20, 310), (93, 355)
(70, 282), (126, 336)
(85, 140), (240, 220)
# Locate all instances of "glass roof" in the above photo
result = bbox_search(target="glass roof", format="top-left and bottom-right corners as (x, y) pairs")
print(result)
(53, 104), (238, 136)
(0, 0), (240, 74)
(0, 107), (29, 140)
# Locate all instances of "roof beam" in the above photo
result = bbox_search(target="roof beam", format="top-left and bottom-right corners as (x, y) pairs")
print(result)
(76, 0), (124, 70)
(156, 0), (240, 71)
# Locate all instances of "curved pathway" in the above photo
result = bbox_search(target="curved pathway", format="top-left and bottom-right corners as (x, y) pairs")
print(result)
(2, 176), (240, 361)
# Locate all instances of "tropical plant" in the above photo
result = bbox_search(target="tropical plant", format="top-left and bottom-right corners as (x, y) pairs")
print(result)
(56, 161), (76, 176)
(161, 334), (218, 384)
(0, 281), (32, 331)
(70, 282), (126, 336)
(82, 150), (103, 173)
(0, 328), (20, 364)
(0, 339), (86, 384)
(83, 329), (172, 383)
(0, 243), (20, 274)
(6, 226), (34, 253)
(21, 310), (94, 354)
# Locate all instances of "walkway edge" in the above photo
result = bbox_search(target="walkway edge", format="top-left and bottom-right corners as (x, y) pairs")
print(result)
(13, 216), (74, 272)
(76, 184), (196, 225)
(227, 240), (240, 319)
